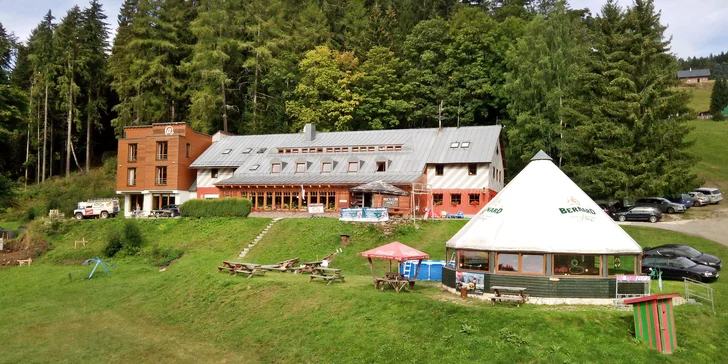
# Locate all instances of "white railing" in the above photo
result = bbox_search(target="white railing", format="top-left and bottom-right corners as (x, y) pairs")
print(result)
(684, 277), (715, 314)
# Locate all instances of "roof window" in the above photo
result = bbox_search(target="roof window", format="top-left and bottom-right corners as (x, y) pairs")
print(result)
(450, 142), (459, 148)
(242, 148), (252, 154)
(222, 149), (232, 154)
(257, 148), (267, 154)
(461, 142), (470, 148)
(249, 164), (260, 171)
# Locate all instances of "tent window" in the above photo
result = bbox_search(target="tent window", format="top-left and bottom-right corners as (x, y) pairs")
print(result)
(608, 255), (636, 276)
(459, 250), (489, 272)
(495, 253), (545, 275)
(433, 194), (443, 206)
(496, 253), (519, 272)
(553, 254), (601, 276)
(446, 248), (457, 268)
(522, 254), (545, 274)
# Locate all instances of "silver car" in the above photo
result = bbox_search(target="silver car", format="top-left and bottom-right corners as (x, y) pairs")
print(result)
(694, 188), (723, 204)
(687, 191), (710, 207)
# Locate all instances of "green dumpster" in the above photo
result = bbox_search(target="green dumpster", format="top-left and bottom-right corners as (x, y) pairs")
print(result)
(624, 293), (679, 354)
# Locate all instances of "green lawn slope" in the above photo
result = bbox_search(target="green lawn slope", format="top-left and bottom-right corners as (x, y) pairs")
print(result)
(1, 218), (726, 363)
(689, 119), (728, 192)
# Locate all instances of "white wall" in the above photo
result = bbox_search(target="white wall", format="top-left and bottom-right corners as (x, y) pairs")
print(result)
(426, 163), (490, 190)
(196, 168), (235, 188)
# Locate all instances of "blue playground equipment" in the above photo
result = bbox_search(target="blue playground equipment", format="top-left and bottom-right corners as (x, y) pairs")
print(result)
(82, 257), (115, 279)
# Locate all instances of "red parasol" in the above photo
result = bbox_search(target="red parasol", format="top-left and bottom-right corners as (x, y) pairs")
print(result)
(359, 241), (430, 262)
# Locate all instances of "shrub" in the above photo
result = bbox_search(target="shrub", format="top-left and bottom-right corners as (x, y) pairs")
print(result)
(105, 235), (123, 257)
(150, 244), (185, 267)
(105, 219), (144, 257)
(180, 198), (252, 218)
(23, 206), (38, 222)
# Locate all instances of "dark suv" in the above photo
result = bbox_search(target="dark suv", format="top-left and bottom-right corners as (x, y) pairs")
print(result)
(635, 197), (685, 214)
(161, 204), (180, 217)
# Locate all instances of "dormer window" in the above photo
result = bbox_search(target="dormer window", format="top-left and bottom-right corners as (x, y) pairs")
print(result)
(242, 148), (252, 154)
(249, 164), (260, 171)
(322, 162), (332, 173)
(222, 149), (232, 154)
(271, 163), (282, 173)
(461, 142), (470, 148)
(376, 161), (386, 172)
(348, 162), (359, 172)
(450, 142), (459, 148)
(296, 163), (306, 173)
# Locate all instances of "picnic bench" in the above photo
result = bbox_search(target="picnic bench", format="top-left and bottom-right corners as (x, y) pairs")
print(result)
(309, 267), (345, 285)
(295, 260), (324, 274)
(375, 272), (415, 293)
(490, 285), (528, 303)
(218, 261), (267, 278)
(261, 257), (300, 272)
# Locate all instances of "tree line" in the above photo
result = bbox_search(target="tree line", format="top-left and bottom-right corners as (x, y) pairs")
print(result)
(0, 0), (698, 204)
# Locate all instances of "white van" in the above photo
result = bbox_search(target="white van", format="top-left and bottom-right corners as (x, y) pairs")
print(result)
(694, 188), (723, 204)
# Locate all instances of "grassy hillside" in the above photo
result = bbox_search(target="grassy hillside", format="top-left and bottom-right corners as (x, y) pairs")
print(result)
(678, 81), (713, 113)
(689, 120), (728, 192)
(1, 218), (726, 363)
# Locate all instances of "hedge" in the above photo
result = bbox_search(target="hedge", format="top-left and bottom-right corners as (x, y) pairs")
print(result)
(180, 198), (252, 218)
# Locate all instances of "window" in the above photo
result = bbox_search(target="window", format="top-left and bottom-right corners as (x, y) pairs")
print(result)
(243, 148), (252, 154)
(322, 162), (332, 173)
(257, 148), (267, 154)
(496, 253), (545, 275)
(128, 144), (138, 162)
(450, 193), (461, 206)
(156, 141), (168, 160)
(296, 163), (306, 173)
(376, 161), (386, 172)
(250, 164), (259, 171)
(155, 166), (167, 185)
(446, 248), (457, 268)
(459, 250), (489, 271)
(186, 143), (191, 158)
(222, 149), (232, 154)
(468, 164), (477, 175)
(608, 255), (636, 276)
(435, 164), (444, 176)
(127, 168), (136, 186)
(553, 254), (601, 276)
(211, 169), (218, 178)
(433, 193), (443, 206)
(450, 142), (459, 148)
(348, 161), (359, 172)
(271, 163), (282, 173)
(469, 193), (480, 206)
(461, 142), (470, 148)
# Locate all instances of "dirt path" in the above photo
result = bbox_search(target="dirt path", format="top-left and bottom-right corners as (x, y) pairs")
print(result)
(619, 206), (728, 247)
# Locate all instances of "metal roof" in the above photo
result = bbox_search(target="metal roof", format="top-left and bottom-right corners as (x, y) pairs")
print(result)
(190, 125), (502, 185)
(677, 69), (710, 78)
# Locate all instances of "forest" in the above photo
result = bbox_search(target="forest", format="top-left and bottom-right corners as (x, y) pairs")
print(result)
(0, 0), (699, 204)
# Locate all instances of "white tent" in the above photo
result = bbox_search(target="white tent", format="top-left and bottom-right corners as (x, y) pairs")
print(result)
(445, 151), (642, 254)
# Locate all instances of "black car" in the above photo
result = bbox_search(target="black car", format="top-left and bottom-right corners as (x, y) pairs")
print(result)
(643, 244), (722, 270)
(641, 256), (719, 282)
(161, 204), (180, 217)
(612, 206), (662, 223)
(635, 197), (685, 213)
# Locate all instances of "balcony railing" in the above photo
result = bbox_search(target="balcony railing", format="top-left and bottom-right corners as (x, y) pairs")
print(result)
(156, 154), (168, 161)
(156, 178), (167, 185)
(128, 156), (137, 162)
(127, 179), (136, 187)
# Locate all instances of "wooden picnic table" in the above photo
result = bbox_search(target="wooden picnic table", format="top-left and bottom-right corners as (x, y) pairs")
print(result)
(218, 261), (267, 278)
(309, 267), (346, 285)
(376, 272), (415, 293)
(296, 260), (324, 274)
(490, 285), (528, 303)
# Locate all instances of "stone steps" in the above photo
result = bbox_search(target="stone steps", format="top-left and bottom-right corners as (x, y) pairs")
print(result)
(238, 218), (283, 259)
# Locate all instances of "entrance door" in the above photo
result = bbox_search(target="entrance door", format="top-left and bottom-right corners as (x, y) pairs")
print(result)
(364, 193), (373, 207)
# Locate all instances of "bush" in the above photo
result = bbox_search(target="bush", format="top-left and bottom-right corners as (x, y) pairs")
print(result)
(180, 198), (252, 218)
(150, 244), (185, 267)
(23, 206), (38, 222)
(105, 235), (123, 257)
(105, 219), (144, 257)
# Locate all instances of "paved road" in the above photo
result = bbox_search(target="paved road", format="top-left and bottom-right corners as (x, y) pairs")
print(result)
(620, 209), (728, 247)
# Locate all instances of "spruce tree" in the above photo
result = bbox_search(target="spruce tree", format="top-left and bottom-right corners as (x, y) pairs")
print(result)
(709, 78), (728, 121)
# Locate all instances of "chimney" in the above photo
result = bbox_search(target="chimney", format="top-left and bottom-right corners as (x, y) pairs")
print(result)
(303, 123), (316, 141)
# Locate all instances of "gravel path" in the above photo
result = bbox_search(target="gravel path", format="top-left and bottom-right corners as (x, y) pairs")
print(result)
(619, 206), (728, 247)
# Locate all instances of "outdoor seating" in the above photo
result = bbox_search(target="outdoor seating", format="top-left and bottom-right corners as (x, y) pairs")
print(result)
(218, 261), (267, 278)
(308, 267), (346, 285)
(490, 285), (528, 304)
(361, 241), (430, 293)
(261, 257), (300, 272)
(296, 260), (323, 274)
(377, 272), (415, 293)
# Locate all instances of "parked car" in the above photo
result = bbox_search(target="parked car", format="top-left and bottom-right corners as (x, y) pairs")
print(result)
(668, 194), (694, 209)
(612, 206), (662, 223)
(643, 244), (722, 270)
(687, 191), (710, 207)
(694, 187), (723, 204)
(634, 197), (685, 213)
(596, 200), (621, 217)
(641, 256), (719, 282)
(161, 204), (180, 217)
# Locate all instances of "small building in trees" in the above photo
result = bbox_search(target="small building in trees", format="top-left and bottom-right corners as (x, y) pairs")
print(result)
(677, 68), (710, 84)
(189, 123), (505, 216)
(115, 123), (212, 217)
(442, 151), (644, 299)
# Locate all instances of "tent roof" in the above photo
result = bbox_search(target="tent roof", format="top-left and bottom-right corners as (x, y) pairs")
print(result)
(350, 180), (410, 196)
(445, 151), (642, 255)
(360, 241), (430, 262)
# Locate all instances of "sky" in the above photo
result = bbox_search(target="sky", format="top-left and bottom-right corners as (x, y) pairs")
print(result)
(0, 0), (726, 60)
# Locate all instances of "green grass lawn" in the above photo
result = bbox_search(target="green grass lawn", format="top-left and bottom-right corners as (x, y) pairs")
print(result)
(688, 119), (728, 192)
(679, 84), (713, 113)
(1, 218), (726, 363)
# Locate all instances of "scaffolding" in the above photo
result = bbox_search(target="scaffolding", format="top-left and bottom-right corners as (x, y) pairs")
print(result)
(411, 182), (433, 227)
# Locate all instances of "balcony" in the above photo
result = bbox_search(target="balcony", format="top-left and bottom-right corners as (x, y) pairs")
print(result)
(156, 154), (168, 161)
(155, 178), (167, 186)
(128, 156), (137, 162)
(127, 179), (136, 187)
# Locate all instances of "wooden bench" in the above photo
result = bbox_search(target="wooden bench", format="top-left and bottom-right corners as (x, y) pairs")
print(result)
(17, 258), (33, 266)
(74, 237), (88, 249)
(490, 285), (528, 304)
(309, 268), (345, 285)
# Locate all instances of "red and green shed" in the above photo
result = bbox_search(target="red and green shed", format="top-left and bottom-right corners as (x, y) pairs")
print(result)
(624, 293), (679, 354)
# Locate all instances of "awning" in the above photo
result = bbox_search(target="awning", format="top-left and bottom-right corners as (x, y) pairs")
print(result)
(350, 180), (409, 196)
